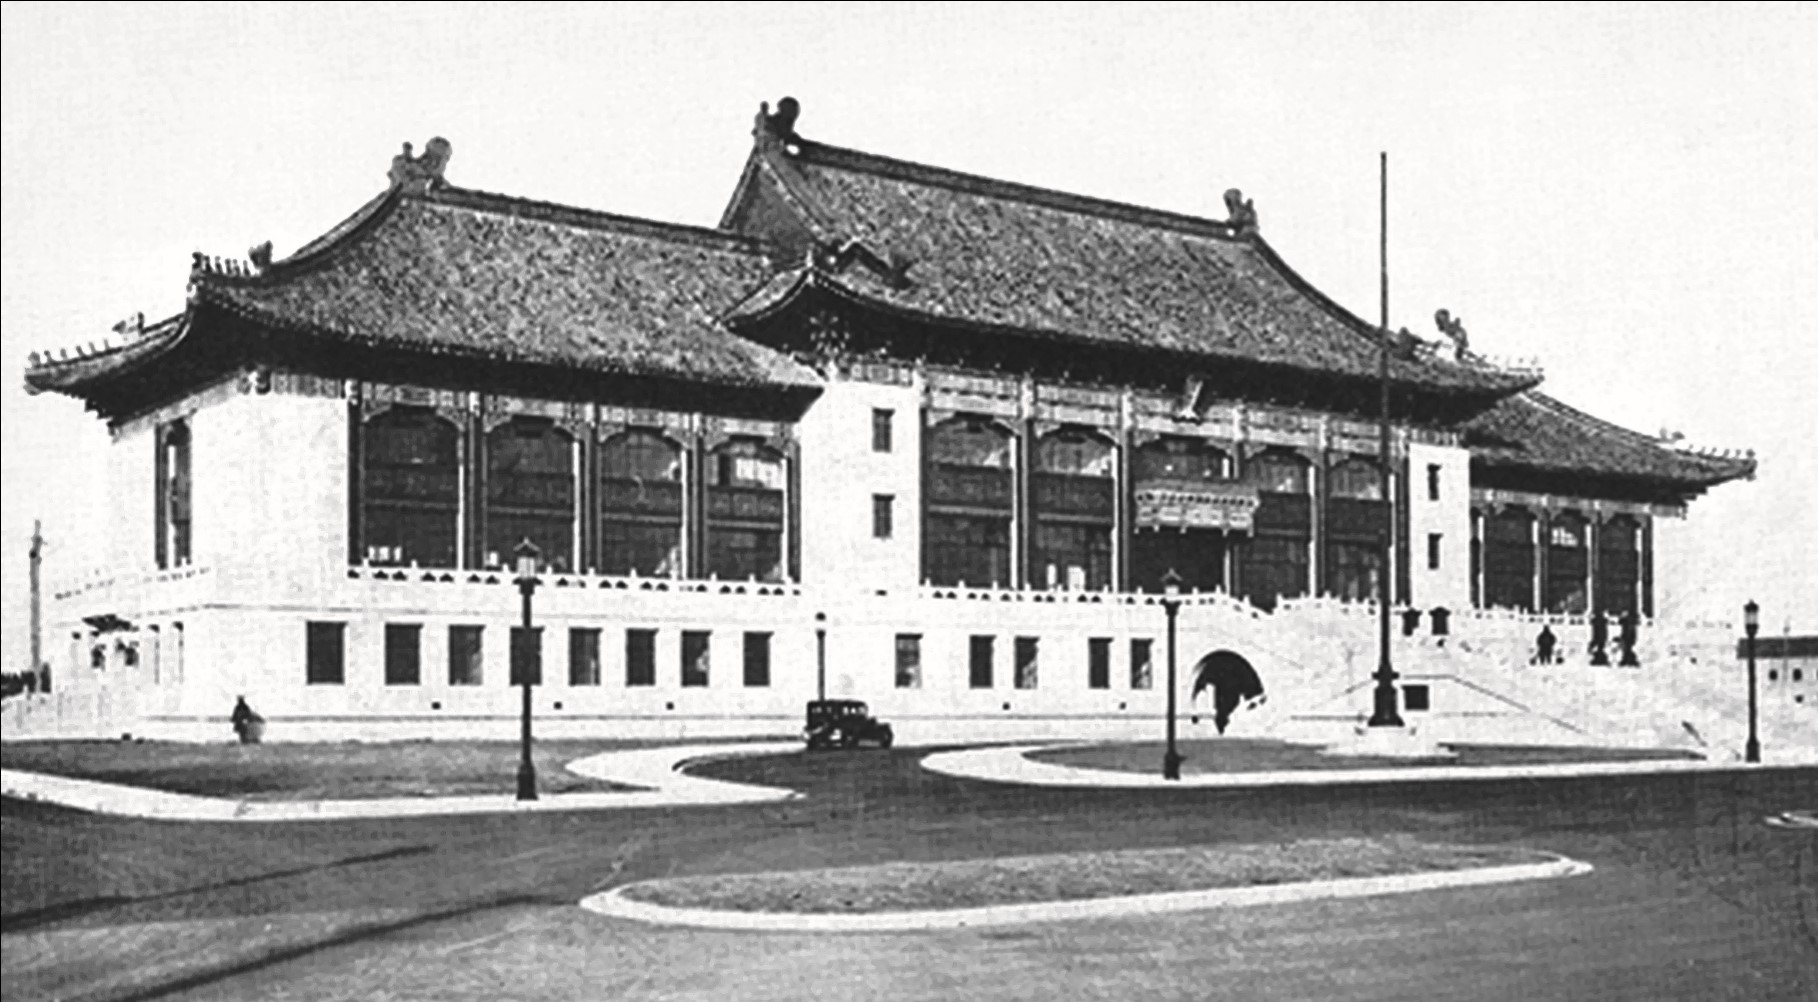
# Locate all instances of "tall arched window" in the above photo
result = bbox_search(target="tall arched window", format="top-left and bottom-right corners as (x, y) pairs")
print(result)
(1596, 515), (1639, 615)
(707, 438), (785, 582)
(1326, 457), (1387, 602)
(155, 420), (192, 568)
(1240, 450), (1311, 610)
(1545, 510), (1589, 613)
(1033, 429), (1114, 590)
(924, 417), (1014, 587)
(483, 417), (575, 572)
(599, 429), (683, 577)
(362, 407), (460, 568)
(1483, 507), (1536, 611)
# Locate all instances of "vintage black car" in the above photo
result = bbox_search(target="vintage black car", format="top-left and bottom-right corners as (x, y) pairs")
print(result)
(804, 699), (894, 750)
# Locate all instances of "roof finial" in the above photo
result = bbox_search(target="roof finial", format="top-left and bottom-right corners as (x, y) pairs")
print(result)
(1223, 188), (1258, 235)
(756, 97), (801, 147)
(388, 137), (452, 191)
(249, 241), (273, 273)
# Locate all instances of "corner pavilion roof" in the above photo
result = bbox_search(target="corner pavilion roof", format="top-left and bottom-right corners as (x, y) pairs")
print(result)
(1465, 391), (1755, 491)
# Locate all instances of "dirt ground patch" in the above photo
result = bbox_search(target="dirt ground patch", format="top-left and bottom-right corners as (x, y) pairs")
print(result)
(1029, 739), (1701, 776)
(0, 737), (766, 801)
(618, 837), (1545, 914)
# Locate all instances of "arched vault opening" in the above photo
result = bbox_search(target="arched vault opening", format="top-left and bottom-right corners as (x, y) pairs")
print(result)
(1190, 650), (1265, 735)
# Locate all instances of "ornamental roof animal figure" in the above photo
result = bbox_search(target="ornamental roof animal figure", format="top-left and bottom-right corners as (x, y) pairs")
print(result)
(1435, 308), (1471, 359)
(388, 137), (453, 190)
(1223, 188), (1259, 234)
(757, 97), (801, 144)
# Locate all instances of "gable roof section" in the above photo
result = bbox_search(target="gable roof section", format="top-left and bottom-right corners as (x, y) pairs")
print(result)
(723, 127), (1536, 399)
(26, 182), (821, 409)
(1465, 391), (1755, 490)
(194, 186), (819, 388)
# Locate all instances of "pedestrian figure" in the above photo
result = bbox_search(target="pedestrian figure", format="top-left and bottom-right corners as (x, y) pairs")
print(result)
(1534, 624), (1557, 665)
(230, 695), (263, 744)
(1589, 611), (1610, 666)
(1618, 610), (1640, 667)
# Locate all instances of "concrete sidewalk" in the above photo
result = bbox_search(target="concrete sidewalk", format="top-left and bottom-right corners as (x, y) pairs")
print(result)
(0, 741), (802, 822)
(921, 743), (1815, 789)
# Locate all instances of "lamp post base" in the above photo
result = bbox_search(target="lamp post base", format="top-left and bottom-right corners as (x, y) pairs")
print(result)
(1162, 749), (1184, 781)
(517, 762), (538, 801)
(1745, 738), (1761, 764)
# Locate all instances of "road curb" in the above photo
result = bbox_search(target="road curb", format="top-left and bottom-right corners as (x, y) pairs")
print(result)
(578, 855), (1595, 932)
(0, 742), (802, 822)
(920, 745), (1818, 789)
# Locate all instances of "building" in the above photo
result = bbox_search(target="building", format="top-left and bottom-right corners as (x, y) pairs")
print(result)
(14, 99), (1784, 751)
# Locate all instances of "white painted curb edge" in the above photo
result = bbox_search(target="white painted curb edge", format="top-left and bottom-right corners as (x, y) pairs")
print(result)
(578, 855), (1595, 932)
(0, 743), (801, 822)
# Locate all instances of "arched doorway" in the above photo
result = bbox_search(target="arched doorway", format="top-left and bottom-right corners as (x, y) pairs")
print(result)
(1189, 650), (1265, 734)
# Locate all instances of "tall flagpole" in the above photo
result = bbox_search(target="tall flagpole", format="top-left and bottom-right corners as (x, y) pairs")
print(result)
(1370, 151), (1404, 727)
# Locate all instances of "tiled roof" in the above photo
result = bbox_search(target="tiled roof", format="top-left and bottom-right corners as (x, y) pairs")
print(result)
(194, 186), (819, 389)
(1465, 392), (1755, 487)
(725, 136), (1537, 398)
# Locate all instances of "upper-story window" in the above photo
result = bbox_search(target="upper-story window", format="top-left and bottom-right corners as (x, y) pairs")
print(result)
(1427, 464), (1442, 501)
(1134, 437), (1228, 482)
(363, 407), (460, 568)
(155, 420), (192, 568)
(484, 417), (575, 572)
(1248, 451), (1310, 494)
(599, 429), (684, 578)
(1328, 458), (1385, 501)
(707, 438), (786, 582)
(872, 408), (894, 453)
(925, 417), (1015, 588)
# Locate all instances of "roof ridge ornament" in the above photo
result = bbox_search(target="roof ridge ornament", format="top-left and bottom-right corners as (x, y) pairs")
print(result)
(755, 97), (802, 152)
(1435, 308), (1473, 361)
(388, 137), (452, 192)
(1223, 188), (1259, 235)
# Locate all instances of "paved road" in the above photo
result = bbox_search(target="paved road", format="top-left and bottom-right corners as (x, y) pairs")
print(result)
(4, 750), (1814, 1001)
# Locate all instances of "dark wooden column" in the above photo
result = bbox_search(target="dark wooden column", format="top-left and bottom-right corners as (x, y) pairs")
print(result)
(465, 407), (485, 570)
(1016, 416), (1034, 590)
(786, 437), (803, 583)
(1641, 515), (1655, 618)
(1395, 454), (1411, 605)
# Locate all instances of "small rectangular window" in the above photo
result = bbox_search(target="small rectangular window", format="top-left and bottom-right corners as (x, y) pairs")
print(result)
(896, 634), (922, 689)
(1403, 684), (1431, 712)
(682, 631), (710, 687)
(448, 626), (484, 686)
(743, 632), (771, 687)
(306, 622), (345, 685)
(873, 494), (894, 539)
(1427, 464), (1441, 502)
(1088, 637), (1111, 689)
(1015, 636), (1039, 690)
(385, 624), (421, 686)
(570, 628), (601, 686)
(1131, 639), (1153, 690)
(1428, 533), (1443, 571)
(626, 629), (656, 687)
(969, 635), (995, 689)
(872, 408), (893, 453)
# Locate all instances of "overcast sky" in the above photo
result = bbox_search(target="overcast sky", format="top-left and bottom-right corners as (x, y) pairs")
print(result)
(4, 3), (1814, 667)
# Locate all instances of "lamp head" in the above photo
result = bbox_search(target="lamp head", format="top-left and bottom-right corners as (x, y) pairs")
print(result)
(514, 538), (541, 582)
(1162, 568), (1182, 599)
(1744, 599), (1759, 636)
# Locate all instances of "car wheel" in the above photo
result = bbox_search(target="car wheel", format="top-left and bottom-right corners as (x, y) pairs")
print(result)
(879, 729), (894, 749)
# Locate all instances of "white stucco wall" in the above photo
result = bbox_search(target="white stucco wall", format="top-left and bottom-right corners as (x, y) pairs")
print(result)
(1406, 440), (1473, 611)
(795, 372), (923, 593)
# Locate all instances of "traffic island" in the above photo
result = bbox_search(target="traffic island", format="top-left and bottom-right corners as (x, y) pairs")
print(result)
(581, 837), (1591, 932)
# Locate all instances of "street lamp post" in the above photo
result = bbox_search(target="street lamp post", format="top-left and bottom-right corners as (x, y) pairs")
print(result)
(1744, 599), (1760, 764)
(815, 611), (827, 702)
(1369, 150), (1403, 729)
(1162, 569), (1184, 781)
(514, 539), (542, 801)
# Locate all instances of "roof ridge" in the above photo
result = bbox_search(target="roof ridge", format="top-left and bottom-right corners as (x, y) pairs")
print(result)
(427, 186), (778, 255)
(790, 138), (1243, 241)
